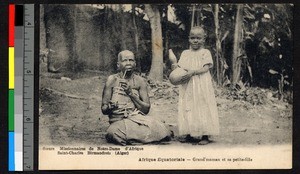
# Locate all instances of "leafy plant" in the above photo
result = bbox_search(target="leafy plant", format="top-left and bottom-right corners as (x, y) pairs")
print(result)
(268, 69), (290, 100)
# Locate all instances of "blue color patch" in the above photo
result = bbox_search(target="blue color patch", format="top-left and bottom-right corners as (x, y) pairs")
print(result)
(9, 132), (15, 171)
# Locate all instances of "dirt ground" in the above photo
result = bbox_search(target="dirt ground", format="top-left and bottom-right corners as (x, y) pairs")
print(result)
(39, 71), (292, 147)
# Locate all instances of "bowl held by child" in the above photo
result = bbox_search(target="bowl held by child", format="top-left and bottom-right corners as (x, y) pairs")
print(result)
(169, 67), (188, 85)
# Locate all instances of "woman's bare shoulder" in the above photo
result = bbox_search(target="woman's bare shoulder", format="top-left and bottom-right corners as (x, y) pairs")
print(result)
(133, 74), (148, 86)
(105, 74), (118, 87)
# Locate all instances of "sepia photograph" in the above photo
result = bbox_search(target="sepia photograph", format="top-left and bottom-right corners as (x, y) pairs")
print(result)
(38, 4), (293, 170)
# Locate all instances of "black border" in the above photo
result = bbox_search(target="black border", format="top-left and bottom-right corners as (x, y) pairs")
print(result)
(0, 0), (299, 173)
(34, 3), (40, 172)
(0, 2), (8, 173)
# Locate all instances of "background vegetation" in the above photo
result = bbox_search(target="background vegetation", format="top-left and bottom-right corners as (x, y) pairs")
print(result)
(41, 4), (293, 101)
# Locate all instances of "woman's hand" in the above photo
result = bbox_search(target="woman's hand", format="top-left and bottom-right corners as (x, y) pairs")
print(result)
(101, 101), (118, 114)
(119, 79), (133, 96)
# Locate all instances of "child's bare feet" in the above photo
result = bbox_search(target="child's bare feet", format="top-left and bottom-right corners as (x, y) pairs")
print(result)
(198, 135), (210, 145)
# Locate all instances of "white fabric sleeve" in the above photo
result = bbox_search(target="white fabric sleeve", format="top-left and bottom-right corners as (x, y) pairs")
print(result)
(202, 49), (213, 67)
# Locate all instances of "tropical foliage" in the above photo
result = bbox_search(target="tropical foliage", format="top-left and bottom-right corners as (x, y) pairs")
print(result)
(43, 4), (293, 95)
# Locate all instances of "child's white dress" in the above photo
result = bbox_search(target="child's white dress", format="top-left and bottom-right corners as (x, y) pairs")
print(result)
(177, 48), (220, 137)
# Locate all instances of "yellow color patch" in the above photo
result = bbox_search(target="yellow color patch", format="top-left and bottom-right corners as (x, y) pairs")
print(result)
(9, 47), (14, 89)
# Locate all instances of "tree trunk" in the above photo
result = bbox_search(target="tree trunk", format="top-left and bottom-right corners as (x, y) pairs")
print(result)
(191, 5), (196, 27)
(196, 5), (201, 26)
(232, 4), (243, 86)
(163, 5), (168, 65)
(100, 5), (111, 71)
(72, 5), (78, 72)
(145, 4), (164, 82)
(119, 4), (127, 50)
(214, 4), (221, 86)
(132, 5), (141, 72)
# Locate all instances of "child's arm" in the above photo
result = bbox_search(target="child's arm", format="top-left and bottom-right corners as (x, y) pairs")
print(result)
(180, 63), (212, 82)
(189, 49), (214, 76)
(171, 63), (179, 70)
(192, 63), (212, 75)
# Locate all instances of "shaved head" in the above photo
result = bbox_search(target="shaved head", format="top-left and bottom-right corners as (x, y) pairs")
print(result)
(189, 26), (206, 39)
(118, 50), (135, 62)
(117, 50), (136, 72)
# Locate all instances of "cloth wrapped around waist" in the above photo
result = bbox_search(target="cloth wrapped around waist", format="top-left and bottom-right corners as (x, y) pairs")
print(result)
(109, 108), (145, 124)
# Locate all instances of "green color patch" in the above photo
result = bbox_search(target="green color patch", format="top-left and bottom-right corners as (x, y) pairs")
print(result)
(9, 90), (14, 131)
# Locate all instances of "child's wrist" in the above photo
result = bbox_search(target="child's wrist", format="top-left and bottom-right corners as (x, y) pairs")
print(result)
(172, 63), (178, 66)
(193, 70), (198, 76)
(171, 63), (179, 70)
(192, 70), (196, 76)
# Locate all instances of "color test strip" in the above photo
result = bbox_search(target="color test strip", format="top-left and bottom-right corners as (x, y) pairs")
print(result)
(8, 3), (15, 171)
(15, 4), (24, 171)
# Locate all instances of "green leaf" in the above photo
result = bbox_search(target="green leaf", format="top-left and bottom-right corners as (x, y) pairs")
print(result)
(269, 69), (278, 74)
(220, 6), (226, 13)
(284, 80), (290, 85)
(202, 5), (212, 12)
(244, 8), (255, 20)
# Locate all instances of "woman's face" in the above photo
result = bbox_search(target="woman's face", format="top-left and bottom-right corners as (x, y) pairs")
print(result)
(118, 55), (136, 72)
(189, 29), (205, 50)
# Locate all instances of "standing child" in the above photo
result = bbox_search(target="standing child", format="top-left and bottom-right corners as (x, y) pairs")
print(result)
(169, 26), (220, 145)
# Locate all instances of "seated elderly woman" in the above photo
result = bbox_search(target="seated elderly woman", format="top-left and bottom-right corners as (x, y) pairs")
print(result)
(101, 50), (172, 145)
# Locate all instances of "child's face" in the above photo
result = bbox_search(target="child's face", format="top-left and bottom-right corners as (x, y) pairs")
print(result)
(189, 29), (205, 50)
